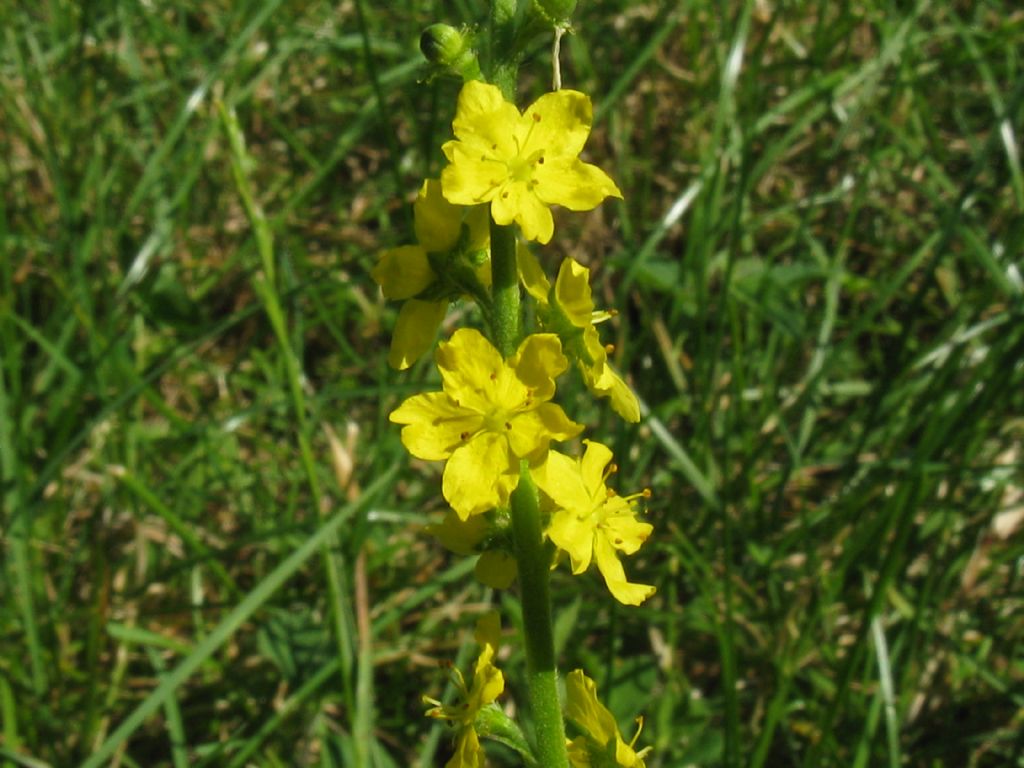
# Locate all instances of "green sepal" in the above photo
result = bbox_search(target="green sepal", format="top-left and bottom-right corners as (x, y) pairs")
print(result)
(475, 703), (539, 766)
(537, 289), (597, 368)
(417, 223), (492, 315)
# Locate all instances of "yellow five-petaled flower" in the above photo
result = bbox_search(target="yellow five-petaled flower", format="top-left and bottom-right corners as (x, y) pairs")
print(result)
(533, 440), (655, 606)
(390, 328), (582, 519)
(519, 250), (640, 422)
(424, 613), (504, 768)
(565, 669), (652, 767)
(441, 80), (622, 244)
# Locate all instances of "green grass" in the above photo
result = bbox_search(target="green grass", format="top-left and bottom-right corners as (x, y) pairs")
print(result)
(2, 1), (1022, 766)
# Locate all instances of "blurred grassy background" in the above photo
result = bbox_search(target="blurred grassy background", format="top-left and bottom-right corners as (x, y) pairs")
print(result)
(2, 1), (1022, 766)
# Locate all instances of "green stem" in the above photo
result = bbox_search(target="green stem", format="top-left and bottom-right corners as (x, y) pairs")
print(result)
(489, 200), (568, 768)
(489, 218), (520, 356)
(509, 464), (569, 768)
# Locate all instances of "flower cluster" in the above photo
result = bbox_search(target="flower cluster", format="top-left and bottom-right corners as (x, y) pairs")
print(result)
(376, 68), (653, 767)
(423, 613), (505, 767)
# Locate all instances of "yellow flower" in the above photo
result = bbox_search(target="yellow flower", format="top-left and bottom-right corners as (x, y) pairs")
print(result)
(441, 80), (622, 244)
(565, 669), (651, 768)
(390, 328), (582, 519)
(424, 613), (505, 768)
(427, 510), (518, 589)
(519, 249), (640, 422)
(372, 178), (489, 369)
(533, 440), (655, 606)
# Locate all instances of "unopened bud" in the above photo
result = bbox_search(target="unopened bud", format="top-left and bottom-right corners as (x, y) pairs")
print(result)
(533, 0), (577, 27)
(419, 24), (482, 81)
(420, 24), (461, 64)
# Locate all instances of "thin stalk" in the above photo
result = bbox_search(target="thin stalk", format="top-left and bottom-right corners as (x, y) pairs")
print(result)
(488, 0), (518, 100)
(509, 465), (569, 768)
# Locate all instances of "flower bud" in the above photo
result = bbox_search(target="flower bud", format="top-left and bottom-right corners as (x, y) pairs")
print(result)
(419, 24), (482, 81)
(419, 24), (461, 65)
(533, 0), (577, 27)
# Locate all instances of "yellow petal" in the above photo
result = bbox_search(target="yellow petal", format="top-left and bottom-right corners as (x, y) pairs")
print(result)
(532, 449), (592, 512)
(605, 367), (640, 423)
(566, 736), (592, 767)
(546, 508), (594, 574)
(581, 326), (608, 371)
(390, 392), (479, 461)
(593, 536), (655, 606)
(470, 623), (504, 707)
(475, 551), (517, 589)
(565, 670), (619, 746)
(579, 440), (614, 497)
(616, 737), (648, 768)
(554, 257), (596, 327)
(473, 662), (504, 711)
(517, 243), (551, 303)
(474, 611), (501, 652)
(435, 328), (506, 413)
(441, 141), (506, 206)
(507, 403), (583, 459)
(534, 157), (623, 211)
(474, 257), (493, 290)
(602, 512), (654, 556)
(443, 432), (519, 518)
(451, 80), (521, 157)
(582, 348), (641, 424)
(427, 510), (487, 555)
(388, 299), (447, 370)
(520, 89), (593, 159)
(512, 333), (568, 401)
(447, 728), (485, 768)
(465, 203), (491, 252)
(535, 402), (585, 442)
(491, 180), (554, 243)
(372, 245), (434, 300)
(415, 178), (463, 252)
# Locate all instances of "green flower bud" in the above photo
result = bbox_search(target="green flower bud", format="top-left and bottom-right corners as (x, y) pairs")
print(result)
(533, 0), (577, 28)
(419, 24), (482, 81)
(419, 24), (461, 64)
